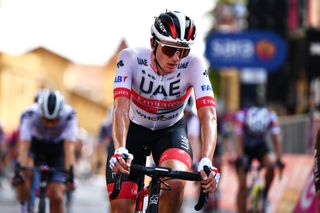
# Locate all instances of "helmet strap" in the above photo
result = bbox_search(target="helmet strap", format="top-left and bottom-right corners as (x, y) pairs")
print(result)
(152, 39), (167, 75)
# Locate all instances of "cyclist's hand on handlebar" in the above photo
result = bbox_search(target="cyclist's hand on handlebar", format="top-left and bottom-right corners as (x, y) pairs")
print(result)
(109, 147), (133, 175)
(197, 157), (221, 193)
(276, 158), (285, 179)
(66, 166), (76, 191)
(11, 162), (25, 186)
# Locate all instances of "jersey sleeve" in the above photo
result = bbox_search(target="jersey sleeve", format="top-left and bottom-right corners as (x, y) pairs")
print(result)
(19, 110), (34, 141)
(270, 111), (281, 135)
(113, 48), (134, 99)
(234, 111), (244, 136)
(187, 56), (215, 109)
(62, 110), (78, 142)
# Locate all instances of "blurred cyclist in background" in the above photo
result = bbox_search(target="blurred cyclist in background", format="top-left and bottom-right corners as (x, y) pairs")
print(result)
(234, 103), (284, 213)
(314, 129), (320, 212)
(107, 10), (220, 213)
(13, 89), (78, 213)
(0, 122), (6, 183)
(96, 108), (113, 174)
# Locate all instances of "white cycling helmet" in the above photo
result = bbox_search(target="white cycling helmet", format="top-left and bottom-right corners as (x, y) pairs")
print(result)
(151, 10), (196, 45)
(39, 89), (65, 120)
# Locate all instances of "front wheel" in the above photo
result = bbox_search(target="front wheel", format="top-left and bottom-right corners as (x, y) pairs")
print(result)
(38, 197), (46, 213)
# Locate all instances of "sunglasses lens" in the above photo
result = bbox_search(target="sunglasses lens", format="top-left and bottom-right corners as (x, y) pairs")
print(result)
(162, 46), (190, 58)
(162, 46), (177, 57)
(180, 49), (190, 58)
(157, 40), (190, 58)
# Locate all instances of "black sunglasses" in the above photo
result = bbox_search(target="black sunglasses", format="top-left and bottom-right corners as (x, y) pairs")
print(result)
(156, 40), (190, 59)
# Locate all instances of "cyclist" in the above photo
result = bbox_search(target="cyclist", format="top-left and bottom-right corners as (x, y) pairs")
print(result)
(96, 109), (113, 174)
(314, 129), (320, 212)
(13, 89), (78, 213)
(106, 10), (220, 213)
(0, 122), (6, 181)
(234, 104), (284, 213)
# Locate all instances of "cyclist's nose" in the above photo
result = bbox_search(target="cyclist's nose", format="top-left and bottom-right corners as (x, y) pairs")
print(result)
(173, 51), (181, 60)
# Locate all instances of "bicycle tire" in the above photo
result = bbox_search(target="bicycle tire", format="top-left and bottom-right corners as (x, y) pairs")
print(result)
(38, 197), (46, 213)
(251, 185), (263, 213)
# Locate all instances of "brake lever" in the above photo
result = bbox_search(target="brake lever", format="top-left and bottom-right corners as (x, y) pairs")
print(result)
(194, 165), (211, 211)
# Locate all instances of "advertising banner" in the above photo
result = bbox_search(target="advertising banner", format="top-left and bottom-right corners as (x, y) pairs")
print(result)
(205, 31), (287, 72)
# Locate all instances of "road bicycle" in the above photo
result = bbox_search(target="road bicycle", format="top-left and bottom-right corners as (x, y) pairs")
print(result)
(246, 163), (265, 213)
(110, 161), (213, 213)
(14, 163), (67, 213)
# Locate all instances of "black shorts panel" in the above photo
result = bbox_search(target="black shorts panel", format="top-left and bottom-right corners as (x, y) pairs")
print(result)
(244, 141), (270, 165)
(30, 137), (65, 169)
(106, 119), (193, 188)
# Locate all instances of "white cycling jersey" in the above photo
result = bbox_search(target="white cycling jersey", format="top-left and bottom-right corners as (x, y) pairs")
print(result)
(113, 47), (215, 130)
(19, 104), (78, 143)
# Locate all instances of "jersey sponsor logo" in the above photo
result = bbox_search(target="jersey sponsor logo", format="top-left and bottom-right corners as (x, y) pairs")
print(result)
(245, 107), (270, 134)
(137, 58), (148, 66)
(116, 60), (124, 68)
(114, 76), (128, 83)
(136, 109), (179, 121)
(196, 96), (216, 108)
(114, 88), (131, 99)
(203, 69), (209, 77)
(66, 111), (76, 121)
(201, 85), (213, 91)
(139, 76), (180, 96)
(21, 110), (34, 120)
(177, 62), (189, 69)
(180, 135), (189, 150)
(131, 88), (192, 114)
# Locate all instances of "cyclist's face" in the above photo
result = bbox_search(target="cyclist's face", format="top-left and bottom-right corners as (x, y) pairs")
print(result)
(155, 40), (190, 73)
(42, 117), (59, 127)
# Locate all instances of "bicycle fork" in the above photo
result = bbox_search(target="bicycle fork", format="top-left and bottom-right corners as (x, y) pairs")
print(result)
(146, 178), (161, 213)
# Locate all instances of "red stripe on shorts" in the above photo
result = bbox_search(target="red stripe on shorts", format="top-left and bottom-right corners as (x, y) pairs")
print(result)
(159, 148), (192, 169)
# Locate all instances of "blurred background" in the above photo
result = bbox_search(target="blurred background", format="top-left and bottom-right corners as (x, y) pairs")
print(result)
(0, 0), (320, 212)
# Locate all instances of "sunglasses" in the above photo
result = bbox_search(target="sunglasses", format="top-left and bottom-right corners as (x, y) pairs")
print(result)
(156, 40), (191, 59)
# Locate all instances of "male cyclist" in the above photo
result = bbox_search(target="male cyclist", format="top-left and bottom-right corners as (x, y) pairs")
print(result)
(234, 104), (284, 213)
(314, 129), (320, 212)
(106, 10), (220, 213)
(14, 89), (78, 213)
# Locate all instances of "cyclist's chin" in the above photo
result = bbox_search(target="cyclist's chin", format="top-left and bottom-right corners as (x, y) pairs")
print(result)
(164, 66), (176, 73)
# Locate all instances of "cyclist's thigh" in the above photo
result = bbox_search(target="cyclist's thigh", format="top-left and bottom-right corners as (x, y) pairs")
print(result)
(314, 154), (320, 193)
(47, 182), (65, 198)
(151, 119), (193, 169)
(106, 121), (150, 199)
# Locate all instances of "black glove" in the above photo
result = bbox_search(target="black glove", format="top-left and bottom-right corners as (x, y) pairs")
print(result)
(67, 166), (74, 184)
(11, 162), (25, 186)
(276, 159), (285, 179)
(66, 166), (75, 191)
(235, 156), (248, 172)
(276, 159), (285, 169)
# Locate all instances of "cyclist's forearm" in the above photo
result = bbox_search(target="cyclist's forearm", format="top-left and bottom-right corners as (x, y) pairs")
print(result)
(64, 141), (75, 169)
(236, 136), (244, 157)
(198, 106), (217, 160)
(112, 98), (130, 149)
(272, 134), (282, 159)
(17, 140), (30, 166)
